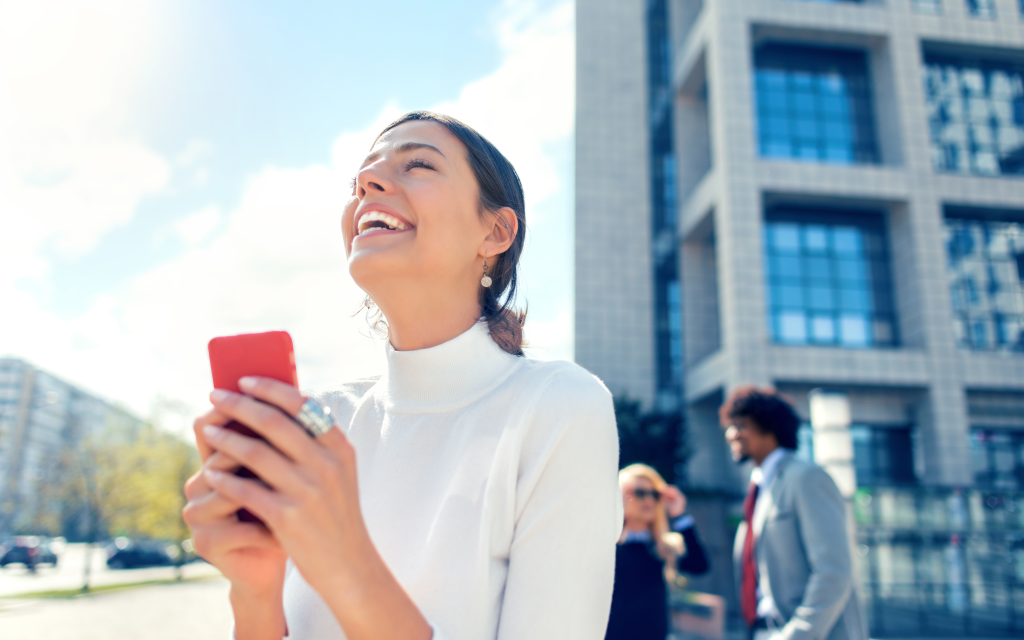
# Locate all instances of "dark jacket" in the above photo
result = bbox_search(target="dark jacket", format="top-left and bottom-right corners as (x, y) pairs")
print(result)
(604, 520), (710, 640)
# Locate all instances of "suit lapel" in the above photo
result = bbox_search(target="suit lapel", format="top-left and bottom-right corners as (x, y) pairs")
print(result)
(753, 451), (793, 540)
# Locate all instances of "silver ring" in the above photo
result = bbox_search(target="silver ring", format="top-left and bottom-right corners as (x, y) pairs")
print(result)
(295, 398), (338, 437)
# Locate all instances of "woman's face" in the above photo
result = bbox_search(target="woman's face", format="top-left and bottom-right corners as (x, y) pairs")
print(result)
(622, 475), (659, 527)
(342, 120), (495, 302)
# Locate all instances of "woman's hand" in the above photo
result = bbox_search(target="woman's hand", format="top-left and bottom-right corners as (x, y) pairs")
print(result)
(183, 408), (288, 593)
(183, 407), (289, 640)
(198, 377), (368, 596)
(662, 485), (687, 519)
(199, 377), (431, 640)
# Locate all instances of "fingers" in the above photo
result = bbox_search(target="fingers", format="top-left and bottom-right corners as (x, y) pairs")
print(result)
(185, 451), (243, 501)
(238, 376), (306, 415)
(315, 428), (355, 465)
(183, 485), (243, 525)
(191, 521), (281, 560)
(193, 407), (232, 461)
(209, 389), (320, 465)
(201, 425), (312, 496)
(204, 467), (286, 527)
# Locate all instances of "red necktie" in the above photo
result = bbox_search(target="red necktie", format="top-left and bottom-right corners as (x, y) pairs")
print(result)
(741, 482), (759, 627)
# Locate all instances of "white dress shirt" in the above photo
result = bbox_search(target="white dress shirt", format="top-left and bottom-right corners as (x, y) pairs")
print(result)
(751, 446), (789, 622)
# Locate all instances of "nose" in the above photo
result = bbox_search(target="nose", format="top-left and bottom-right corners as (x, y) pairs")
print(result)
(356, 163), (389, 197)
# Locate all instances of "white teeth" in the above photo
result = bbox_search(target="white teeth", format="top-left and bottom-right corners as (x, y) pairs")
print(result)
(357, 211), (409, 235)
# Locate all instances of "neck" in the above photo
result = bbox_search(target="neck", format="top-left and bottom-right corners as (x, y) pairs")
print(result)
(373, 283), (482, 351)
(751, 445), (780, 467)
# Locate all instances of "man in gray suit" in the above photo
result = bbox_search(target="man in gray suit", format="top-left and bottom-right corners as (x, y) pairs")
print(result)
(720, 386), (867, 640)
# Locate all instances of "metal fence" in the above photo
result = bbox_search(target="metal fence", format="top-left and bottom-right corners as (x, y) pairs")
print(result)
(853, 487), (1024, 637)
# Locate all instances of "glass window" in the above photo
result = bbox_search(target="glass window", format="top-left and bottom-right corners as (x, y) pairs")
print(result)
(913, 0), (942, 13)
(796, 423), (917, 486)
(647, 0), (680, 398)
(966, 0), (996, 17)
(924, 56), (1024, 176)
(754, 44), (879, 165)
(944, 216), (1024, 352)
(851, 426), (918, 487)
(765, 210), (898, 348)
(654, 263), (682, 395)
(970, 429), (1024, 490)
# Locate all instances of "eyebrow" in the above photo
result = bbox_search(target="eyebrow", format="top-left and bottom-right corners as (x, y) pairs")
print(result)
(359, 142), (445, 170)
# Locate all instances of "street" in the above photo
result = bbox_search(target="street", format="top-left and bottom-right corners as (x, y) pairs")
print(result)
(0, 543), (220, 598)
(0, 576), (232, 640)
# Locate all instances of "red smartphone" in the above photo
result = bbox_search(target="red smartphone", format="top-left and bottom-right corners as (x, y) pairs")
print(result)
(208, 330), (299, 524)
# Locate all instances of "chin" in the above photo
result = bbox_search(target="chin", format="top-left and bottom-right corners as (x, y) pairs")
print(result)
(348, 246), (405, 286)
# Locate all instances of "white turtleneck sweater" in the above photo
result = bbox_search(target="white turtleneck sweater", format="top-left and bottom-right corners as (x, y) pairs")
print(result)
(278, 321), (623, 640)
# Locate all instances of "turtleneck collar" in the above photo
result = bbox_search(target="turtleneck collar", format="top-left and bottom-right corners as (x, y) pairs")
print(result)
(380, 320), (522, 414)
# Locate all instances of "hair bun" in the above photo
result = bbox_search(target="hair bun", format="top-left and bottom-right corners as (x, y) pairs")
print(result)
(486, 307), (527, 357)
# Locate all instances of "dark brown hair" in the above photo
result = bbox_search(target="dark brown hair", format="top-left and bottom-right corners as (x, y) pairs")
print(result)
(373, 111), (528, 356)
(719, 385), (800, 450)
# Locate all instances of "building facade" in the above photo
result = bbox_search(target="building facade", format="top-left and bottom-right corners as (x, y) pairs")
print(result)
(577, 0), (1024, 635)
(0, 358), (143, 537)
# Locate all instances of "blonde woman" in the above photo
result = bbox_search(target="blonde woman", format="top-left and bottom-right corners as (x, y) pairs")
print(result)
(605, 464), (709, 640)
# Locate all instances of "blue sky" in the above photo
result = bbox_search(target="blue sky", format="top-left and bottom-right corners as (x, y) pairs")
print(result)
(0, 0), (575, 424)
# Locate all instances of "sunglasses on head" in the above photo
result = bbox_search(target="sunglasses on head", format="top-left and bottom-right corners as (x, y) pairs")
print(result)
(632, 488), (661, 501)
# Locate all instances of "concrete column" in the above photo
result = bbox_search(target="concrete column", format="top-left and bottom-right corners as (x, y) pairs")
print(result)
(809, 388), (857, 498)
(809, 388), (859, 573)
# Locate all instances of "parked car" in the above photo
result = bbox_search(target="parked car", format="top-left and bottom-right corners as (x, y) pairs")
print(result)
(105, 537), (180, 569)
(0, 536), (60, 569)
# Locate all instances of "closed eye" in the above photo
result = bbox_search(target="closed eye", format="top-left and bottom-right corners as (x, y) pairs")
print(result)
(349, 176), (356, 193)
(405, 158), (435, 171)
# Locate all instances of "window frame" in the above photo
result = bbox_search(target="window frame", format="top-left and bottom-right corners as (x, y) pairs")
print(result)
(753, 42), (880, 165)
(764, 207), (900, 349)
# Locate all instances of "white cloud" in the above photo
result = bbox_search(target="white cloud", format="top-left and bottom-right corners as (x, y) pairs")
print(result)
(436, 1), (574, 218)
(176, 139), (215, 167)
(175, 206), (221, 247)
(0, 0), (169, 285)
(0, 0), (576, 418)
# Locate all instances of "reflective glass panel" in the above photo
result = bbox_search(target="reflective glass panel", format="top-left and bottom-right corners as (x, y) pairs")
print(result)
(754, 44), (879, 165)
(971, 429), (1024, 490)
(925, 56), (1024, 176)
(913, 0), (942, 13)
(966, 0), (996, 18)
(765, 210), (898, 347)
(944, 216), (1024, 352)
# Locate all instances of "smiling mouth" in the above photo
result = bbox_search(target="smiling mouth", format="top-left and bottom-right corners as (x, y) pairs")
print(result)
(357, 211), (410, 236)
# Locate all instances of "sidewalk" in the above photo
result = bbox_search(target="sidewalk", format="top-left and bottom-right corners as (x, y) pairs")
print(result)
(0, 576), (232, 640)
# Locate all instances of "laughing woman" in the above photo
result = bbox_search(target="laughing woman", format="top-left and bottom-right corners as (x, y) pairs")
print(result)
(182, 112), (623, 640)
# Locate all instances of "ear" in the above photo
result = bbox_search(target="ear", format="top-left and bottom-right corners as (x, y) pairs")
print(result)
(478, 207), (519, 258)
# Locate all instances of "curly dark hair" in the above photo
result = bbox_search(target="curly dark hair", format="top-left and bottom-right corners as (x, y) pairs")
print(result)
(719, 386), (800, 450)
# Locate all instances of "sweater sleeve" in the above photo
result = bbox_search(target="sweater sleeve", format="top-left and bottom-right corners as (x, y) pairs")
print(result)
(495, 367), (623, 640)
(671, 518), (710, 576)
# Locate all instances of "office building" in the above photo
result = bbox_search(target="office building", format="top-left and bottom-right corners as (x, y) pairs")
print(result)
(0, 358), (143, 537)
(577, 0), (1024, 634)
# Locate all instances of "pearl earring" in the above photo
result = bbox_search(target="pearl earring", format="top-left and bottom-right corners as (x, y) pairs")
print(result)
(481, 258), (492, 288)
(364, 295), (374, 308)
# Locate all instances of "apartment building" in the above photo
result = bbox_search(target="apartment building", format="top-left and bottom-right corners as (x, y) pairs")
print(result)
(0, 358), (142, 537)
